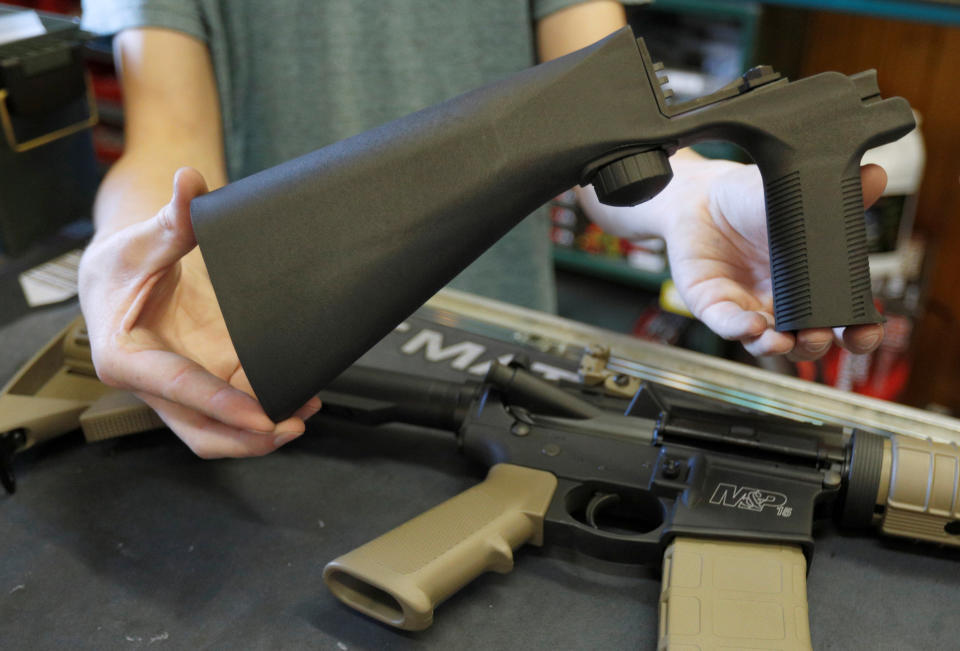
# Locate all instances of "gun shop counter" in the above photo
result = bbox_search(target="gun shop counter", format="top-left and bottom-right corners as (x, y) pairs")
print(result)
(2, 293), (959, 650)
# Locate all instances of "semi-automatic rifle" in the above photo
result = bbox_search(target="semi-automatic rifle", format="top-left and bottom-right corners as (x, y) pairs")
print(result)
(316, 356), (960, 649)
(1, 310), (958, 647)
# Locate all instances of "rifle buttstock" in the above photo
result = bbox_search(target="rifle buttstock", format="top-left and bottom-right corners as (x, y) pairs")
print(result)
(322, 463), (557, 630)
(659, 537), (812, 651)
(0, 316), (161, 450)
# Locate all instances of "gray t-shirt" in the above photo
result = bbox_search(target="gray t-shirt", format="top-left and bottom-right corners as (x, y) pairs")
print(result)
(82, 0), (603, 312)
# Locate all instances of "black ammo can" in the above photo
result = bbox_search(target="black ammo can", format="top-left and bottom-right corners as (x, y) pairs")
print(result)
(0, 6), (97, 256)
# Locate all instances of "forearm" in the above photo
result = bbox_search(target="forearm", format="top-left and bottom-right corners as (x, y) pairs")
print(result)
(91, 28), (227, 243)
(91, 147), (226, 242)
(536, 1), (626, 62)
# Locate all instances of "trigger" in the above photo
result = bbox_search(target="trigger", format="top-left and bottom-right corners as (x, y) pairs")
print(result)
(585, 492), (620, 529)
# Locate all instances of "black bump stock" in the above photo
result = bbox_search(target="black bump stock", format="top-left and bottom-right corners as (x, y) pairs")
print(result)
(190, 27), (915, 421)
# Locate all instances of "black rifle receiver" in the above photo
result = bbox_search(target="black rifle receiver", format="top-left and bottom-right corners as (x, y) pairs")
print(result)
(190, 28), (915, 421)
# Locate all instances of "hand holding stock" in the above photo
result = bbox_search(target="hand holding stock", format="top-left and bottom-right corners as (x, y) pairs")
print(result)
(688, 161), (888, 360)
(77, 168), (320, 458)
(580, 155), (889, 359)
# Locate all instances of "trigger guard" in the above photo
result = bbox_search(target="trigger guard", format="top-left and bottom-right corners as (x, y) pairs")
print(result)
(544, 481), (666, 564)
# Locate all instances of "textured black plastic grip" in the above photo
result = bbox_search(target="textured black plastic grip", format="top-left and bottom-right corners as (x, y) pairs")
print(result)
(763, 167), (879, 331)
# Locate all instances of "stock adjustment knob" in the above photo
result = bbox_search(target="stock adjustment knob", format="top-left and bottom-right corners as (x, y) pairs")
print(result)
(592, 149), (673, 207)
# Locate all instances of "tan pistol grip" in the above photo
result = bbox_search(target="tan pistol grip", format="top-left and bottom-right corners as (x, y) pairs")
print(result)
(323, 463), (558, 631)
(879, 435), (960, 546)
(659, 537), (812, 651)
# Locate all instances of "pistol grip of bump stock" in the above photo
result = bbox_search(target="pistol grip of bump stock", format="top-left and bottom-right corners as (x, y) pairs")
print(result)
(739, 70), (914, 332)
(761, 161), (879, 331)
(322, 464), (557, 630)
(658, 538), (812, 651)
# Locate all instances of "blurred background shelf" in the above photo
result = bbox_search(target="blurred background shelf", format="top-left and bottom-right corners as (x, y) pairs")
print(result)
(552, 247), (669, 292)
(755, 0), (960, 25)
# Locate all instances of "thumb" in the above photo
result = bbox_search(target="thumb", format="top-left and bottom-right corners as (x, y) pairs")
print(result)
(118, 167), (210, 275)
(860, 163), (887, 209)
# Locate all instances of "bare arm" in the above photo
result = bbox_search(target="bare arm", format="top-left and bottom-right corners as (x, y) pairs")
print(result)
(535, 1), (626, 62)
(92, 28), (227, 239)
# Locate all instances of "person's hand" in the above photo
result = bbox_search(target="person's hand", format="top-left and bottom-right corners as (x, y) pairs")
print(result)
(78, 168), (322, 458)
(579, 154), (888, 360)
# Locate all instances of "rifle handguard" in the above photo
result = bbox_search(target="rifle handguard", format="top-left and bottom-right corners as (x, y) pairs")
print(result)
(878, 435), (960, 546)
(322, 463), (557, 630)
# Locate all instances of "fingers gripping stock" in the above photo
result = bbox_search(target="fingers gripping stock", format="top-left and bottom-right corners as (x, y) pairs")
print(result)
(322, 464), (557, 630)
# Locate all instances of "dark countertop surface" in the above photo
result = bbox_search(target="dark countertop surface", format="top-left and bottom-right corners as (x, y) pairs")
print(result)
(2, 303), (959, 650)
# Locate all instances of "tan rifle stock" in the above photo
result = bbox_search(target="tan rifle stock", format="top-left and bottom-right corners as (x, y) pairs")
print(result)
(0, 315), (162, 451)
